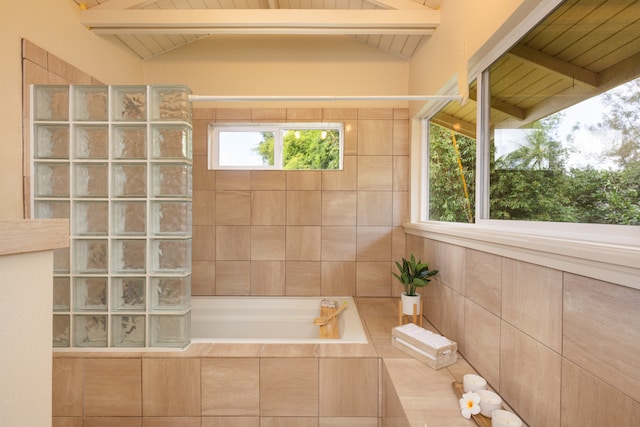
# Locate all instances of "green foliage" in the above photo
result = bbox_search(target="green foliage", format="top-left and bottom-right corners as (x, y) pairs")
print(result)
(254, 132), (275, 166)
(253, 129), (340, 170)
(392, 254), (439, 296)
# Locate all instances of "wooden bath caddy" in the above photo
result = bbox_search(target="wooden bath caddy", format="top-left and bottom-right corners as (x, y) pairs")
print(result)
(452, 381), (491, 427)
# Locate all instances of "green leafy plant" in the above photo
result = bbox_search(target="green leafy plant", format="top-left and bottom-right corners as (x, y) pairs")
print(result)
(393, 254), (439, 296)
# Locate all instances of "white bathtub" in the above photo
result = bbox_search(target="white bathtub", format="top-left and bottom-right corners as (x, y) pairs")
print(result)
(190, 296), (368, 344)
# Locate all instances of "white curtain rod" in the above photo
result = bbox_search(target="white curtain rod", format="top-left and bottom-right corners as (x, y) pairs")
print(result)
(188, 94), (463, 102)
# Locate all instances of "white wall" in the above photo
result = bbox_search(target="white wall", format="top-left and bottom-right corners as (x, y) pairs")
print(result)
(0, 0), (143, 219)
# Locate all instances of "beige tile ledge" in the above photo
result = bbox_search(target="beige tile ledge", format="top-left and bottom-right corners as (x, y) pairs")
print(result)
(0, 219), (69, 256)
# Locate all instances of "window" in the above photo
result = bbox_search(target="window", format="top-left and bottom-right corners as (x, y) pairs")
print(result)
(209, 123), (343, 170)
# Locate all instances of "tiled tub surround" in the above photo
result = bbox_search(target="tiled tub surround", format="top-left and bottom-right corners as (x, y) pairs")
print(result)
(406, 233), (640, 427)
(190, 107), (409, 298)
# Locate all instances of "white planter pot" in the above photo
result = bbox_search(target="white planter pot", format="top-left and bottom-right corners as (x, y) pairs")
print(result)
(401, 292), (421, 316)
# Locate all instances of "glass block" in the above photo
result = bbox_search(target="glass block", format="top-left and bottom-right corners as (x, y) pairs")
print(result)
(73, 277), (108, 311)
(150, 276), (190, 310)
(112, 201), (146, 235)
(113, 163), (147, 197)
(74, 315), (108, 347)
(150, 239), (191, 273)
(74, 239), (108, 273)
(53, 315), (70, 348)
(150, 85), (191, 122)
(112, 239), (146, 273)
(112, 86), (146, 121)
(151, 124), (191, 160)
(74, 125), (108, 159)
(112, 125), (147, 159)
(34, 124), (69, 159)
(111, 277), (145, 311)
(74, 163), (108, 197)
(151, 163), (192, 198)
(33, 85), (69, 121)
(150, 312), (190, 348)
(53, 247), (70, 274)
(53, 277), (70, 312)
(112, 315), (145, 347)
(34, 200), (70, 219)
(73, 86), (108, 121)
(73, 201), (108, 235)
(34, 163), (69, 197)
(151, 201), (191, 235)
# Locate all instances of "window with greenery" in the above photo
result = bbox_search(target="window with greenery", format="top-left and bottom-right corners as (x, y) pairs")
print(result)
(209, 123), (343, 170)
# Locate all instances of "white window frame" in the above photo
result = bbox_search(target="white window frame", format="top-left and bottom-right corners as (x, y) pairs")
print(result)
(411, 0), (640, 290)
(208, 122), (344, 170)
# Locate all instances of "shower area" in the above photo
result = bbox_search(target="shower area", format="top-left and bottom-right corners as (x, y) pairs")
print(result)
(31, 84), (193, 348)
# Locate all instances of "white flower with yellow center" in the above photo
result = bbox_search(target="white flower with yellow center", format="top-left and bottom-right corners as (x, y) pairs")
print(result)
(459, 391), (481, 419)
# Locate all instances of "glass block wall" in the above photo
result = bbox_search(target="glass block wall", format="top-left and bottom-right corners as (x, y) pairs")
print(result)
(31, 85), (192, 348)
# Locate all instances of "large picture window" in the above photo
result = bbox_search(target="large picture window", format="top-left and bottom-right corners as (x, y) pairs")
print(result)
(209, 123), (343, 170)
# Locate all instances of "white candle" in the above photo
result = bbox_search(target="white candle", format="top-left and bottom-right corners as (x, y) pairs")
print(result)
(476, 389), (502, 417)
(463, 373), (487, 393)
(491, 409), (523, 427)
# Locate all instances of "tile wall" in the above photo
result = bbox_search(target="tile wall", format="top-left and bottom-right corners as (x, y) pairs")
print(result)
(190, 107), (409, 297)
(407, 234), (640, 427)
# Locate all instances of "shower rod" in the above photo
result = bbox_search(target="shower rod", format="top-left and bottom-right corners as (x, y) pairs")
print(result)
(188, 94), (464, 102)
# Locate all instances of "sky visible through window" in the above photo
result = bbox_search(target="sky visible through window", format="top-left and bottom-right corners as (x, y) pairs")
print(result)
(218, 131), (268, 166)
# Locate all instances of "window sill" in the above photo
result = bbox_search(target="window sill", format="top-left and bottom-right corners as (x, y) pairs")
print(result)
(403, 221), (640, 291)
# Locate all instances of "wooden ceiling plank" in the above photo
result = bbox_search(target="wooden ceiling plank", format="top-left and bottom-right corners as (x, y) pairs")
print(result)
(364, 0), (431, 10)
(431, 112), (476, 138)
(509, 44), (599, 88)
(92, 0), (159, 10)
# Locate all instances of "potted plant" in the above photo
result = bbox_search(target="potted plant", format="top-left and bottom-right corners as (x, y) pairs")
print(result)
(393, 254), (439, 315)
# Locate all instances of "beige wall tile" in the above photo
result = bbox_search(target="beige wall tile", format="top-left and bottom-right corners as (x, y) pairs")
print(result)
(500, 322), (561, 427)
(435, 284), (466, 352)
(251, 261), (286, 295)
(142, 359), (201, 417)
(252, 108), (287, 121)
(84, 359), (142, 416)
(286, 226), (321, 260)
(392, 119), (409, 156)
(563, 274), (640, 402)
(356, 227), (392, 261)
(191, 260), (215, 295)
(260, 418), (318, 427)
(251, 171), (286, 190)
(202, 358), (260, 416)
(321, 261), (356, 296)
(287, 170), (322, 190)
(405, 234), (424, 261)
(502, 258), (562, 352)
(192, 119), (209, 155)
(358, 108), (394, 120)
(322, 226), (357, 261)
(392, 156), (409, 190)
(260, 358), (319, 416)
(356, 261), (392, 296)
(48, 54), (91, 84)
(216, 261), (251, 295)
(321, 191), (357, 225)
(216, 226), (251, 260)
(343, 120), (358, 155)
(52, 418), (83, 427)
(216, 171), (251, 190)
(251, 226), (286, 260)
(53, 358), (83, 416)
(193, 155), (216, 191)
(143, 418), (201, 427)
(323, 108), (358, 121)
(322, 156), (357, 191)
(432, 241), (465, 294)
(202, 417), (259, 427)
(287, 191), (322, 225)
(393, 109), (409, 119)
(391, 226), (406, 263)
(392, 192), (409, 227)
(286, 261), (321, 295)
(215, 108), (251, 121)
(357, 191), (393, 226)
(422, 281), (444, 332)
(287, 108), (322, 121)
(319, 358), (378, 416)
(84, 418), (141, 427)
(463, 300), (501, 390)
(465, 249), (501, 316)
(358, 120), (393, 155)
(215, 191), (251, 225)
(192, 190), (215, 226)
(192, 225), (215, 260)
(319, 418), (378, 427)
(23, 39), (48, 67)
(251, 191), (286, 225)
(357, 156), (392, 190)
(193, 108), (215, 120)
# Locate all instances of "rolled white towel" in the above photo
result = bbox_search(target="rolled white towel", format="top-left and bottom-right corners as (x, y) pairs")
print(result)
(395, 323), (451, 349)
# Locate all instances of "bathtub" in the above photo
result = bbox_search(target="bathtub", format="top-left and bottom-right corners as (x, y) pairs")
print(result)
(190, 296), (368, 344)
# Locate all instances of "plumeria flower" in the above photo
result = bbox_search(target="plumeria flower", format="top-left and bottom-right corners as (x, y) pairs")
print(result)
(459, 391), (481, 419)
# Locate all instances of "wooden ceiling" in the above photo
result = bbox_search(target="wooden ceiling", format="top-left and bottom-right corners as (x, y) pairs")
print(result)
(437, 0), (640, 133)
(75, 0), (441, 60)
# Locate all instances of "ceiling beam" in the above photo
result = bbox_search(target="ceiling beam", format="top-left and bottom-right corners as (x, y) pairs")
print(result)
(363, 0), (431, 10)
(508, 44), (599, 89)
(80, 8), (440, 35)
(91, 0), (158, 10)
(468, 89), (526, 121)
